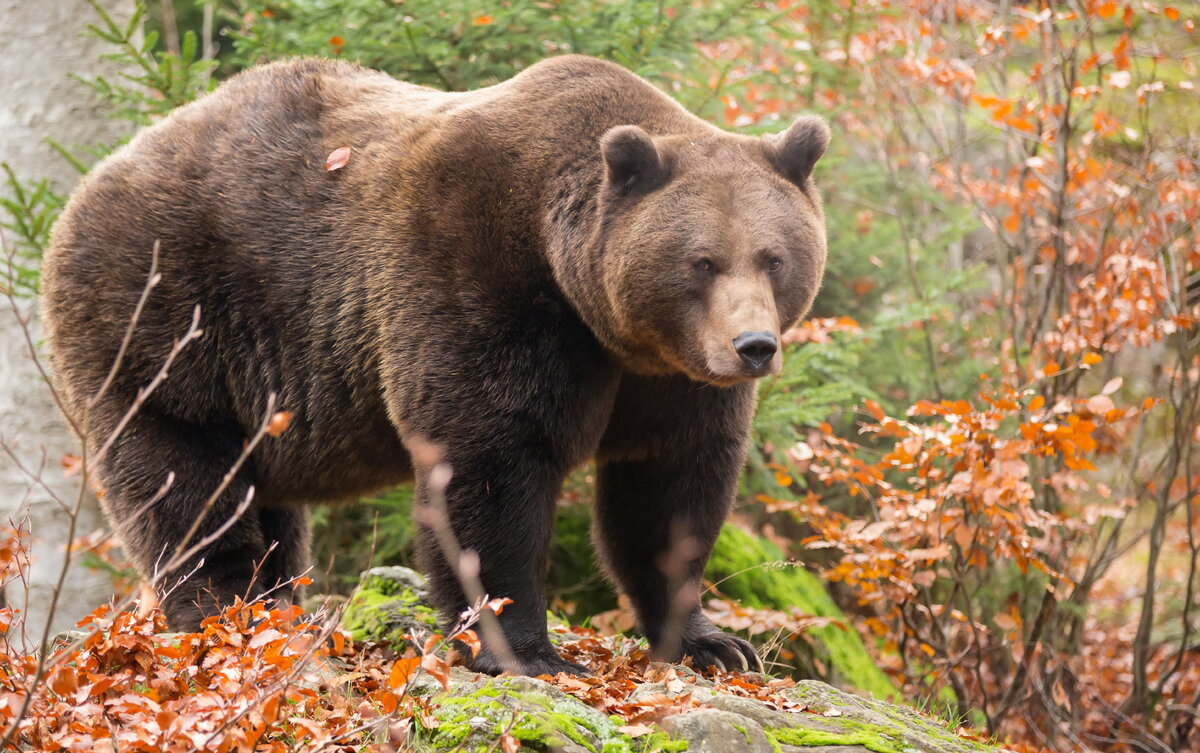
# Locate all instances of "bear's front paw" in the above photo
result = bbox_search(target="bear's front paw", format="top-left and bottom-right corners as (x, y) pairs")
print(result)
(680, 631), (763, 674)
(467, 645), (591, 678)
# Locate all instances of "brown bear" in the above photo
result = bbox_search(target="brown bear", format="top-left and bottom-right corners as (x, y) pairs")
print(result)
(41, 55), (829, 676)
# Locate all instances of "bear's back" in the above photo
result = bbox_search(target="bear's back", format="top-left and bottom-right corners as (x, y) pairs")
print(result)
(39, 55), (707, 500)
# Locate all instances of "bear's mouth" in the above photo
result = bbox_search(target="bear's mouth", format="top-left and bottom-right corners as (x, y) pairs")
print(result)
(695, 354), (782, 387)
(696, 336), (783, 387)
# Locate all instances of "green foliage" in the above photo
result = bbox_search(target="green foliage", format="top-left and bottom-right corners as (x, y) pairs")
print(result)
(749, 331), (876, 491)
(707, 525), (897, 699)
(0, 164), (64, 297)
(309, 485), (416, 594)
(547, 501), (616, 620)
(225, 0), (776, 113)
(80, 0), (216, 127)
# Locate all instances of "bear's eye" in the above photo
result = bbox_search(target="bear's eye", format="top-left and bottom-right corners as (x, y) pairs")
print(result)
(767, 257), (784, 273)
(694, 258), (716, 274)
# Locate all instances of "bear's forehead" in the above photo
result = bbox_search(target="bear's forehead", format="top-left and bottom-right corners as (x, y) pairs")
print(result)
(639, 186), (810, 251)
(660, 170), (806, 222)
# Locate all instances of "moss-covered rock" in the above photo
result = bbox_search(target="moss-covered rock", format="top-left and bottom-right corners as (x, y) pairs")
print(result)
(343, 566), (1005, 753)
(403, 669), (1003, 753)
(777, 681), (994, 753)
(411, 675), (637, 753)
(659, 709), (774, 753)
(341, 566), (440, 646)
(706, 525), (898, 700)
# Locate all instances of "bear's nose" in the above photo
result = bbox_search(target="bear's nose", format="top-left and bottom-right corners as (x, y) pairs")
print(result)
(733, 331), (778, 371)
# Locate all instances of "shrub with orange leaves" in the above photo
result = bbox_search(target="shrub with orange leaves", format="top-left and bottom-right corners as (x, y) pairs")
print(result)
(720, 1), (1200, 751)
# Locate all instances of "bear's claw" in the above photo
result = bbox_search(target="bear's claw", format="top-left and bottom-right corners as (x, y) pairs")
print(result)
(681, 631), (763, 674)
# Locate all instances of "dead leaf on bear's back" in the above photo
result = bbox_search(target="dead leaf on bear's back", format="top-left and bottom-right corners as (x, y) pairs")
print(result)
(325, 147), (351, 171)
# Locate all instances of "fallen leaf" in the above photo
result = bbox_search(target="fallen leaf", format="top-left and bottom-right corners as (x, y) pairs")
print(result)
(326, 147), (352, 171)
(388, 657), (420, 689)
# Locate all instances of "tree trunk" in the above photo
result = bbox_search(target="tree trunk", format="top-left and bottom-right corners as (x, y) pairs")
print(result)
(0, 0), (136, 641)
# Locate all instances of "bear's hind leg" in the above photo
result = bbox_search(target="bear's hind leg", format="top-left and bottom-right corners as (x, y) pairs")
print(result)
(257, 506), (311, 610)
(97, 408), (284, 631)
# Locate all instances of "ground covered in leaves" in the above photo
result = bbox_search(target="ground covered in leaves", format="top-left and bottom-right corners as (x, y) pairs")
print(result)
(0, 567), (1009, 753)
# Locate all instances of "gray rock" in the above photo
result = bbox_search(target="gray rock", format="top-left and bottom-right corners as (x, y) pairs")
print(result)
(708, 693), (797, 728)
(785, 679), (990, 753)
(45, 629), (89, 656)
(628, 679), (716, 704)
(361, 566), (429, 594)
(659, 709), (775, 753)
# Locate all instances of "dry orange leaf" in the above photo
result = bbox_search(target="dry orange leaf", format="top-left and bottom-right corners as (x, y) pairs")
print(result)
(267, 411), (292, 437)
(388, 657), (420, 689)
(451, 629), (482, 657)
(422, 653), (452, 690)
(326, 146), (352, 171)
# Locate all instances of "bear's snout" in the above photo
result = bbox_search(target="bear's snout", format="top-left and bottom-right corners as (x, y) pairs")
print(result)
(732, 331), (778, 373)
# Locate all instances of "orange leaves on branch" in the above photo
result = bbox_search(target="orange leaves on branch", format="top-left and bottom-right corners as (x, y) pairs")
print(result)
(267, 411), (292, 437)
(802, 384), (1146, 604)
(450, 629), (482, 657)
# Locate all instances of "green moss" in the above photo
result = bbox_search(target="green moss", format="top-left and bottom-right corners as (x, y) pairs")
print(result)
(632, 733), (688, 752)
(767, 726), (903, 753)
(340, 579), (439, 647)
(414, 679), (639, 753)
(731, 722), (752, 744)
(765, 730), (783, 753)
(707, 524), (898, 700)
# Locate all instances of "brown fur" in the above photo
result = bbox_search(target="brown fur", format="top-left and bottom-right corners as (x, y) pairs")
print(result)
(41, 55), (829, 675)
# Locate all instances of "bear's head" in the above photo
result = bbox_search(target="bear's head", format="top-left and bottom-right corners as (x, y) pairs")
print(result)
(590, 116), (830, 386)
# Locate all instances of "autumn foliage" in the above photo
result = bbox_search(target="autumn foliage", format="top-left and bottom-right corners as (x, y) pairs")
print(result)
(720, 1), (1198, 751)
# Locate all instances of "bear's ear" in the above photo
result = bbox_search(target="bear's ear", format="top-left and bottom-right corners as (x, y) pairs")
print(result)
(763, 115), (830, 187)
(601, 125), (667, 195)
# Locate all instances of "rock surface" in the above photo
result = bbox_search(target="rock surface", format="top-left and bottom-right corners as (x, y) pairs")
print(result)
(346, 566), (1009, 753)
